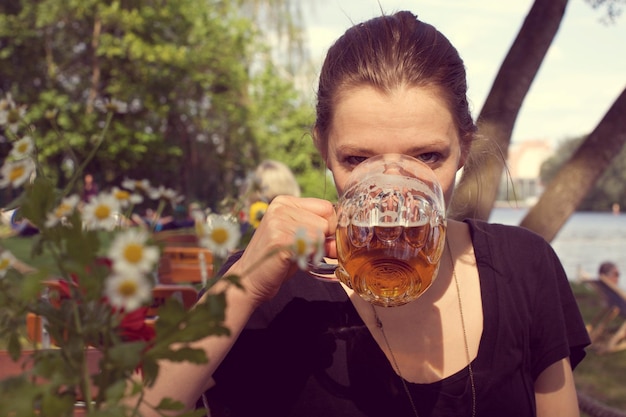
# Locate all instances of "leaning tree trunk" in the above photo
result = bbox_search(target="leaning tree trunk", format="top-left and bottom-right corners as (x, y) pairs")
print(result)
(520, 87), (626, 242)
(578, 390), (626, 417)
(449, 0), (569, 221)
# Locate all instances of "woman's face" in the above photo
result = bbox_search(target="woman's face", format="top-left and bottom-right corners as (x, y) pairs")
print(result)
(325, 85), (465, 207)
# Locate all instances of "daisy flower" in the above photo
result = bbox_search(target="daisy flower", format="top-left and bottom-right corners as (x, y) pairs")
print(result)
(199, 215), (241, 258)
(148, 185), (182, 204)
(45, 194), (80, 227)
(104, 272), (152, 312)
(0, 251), (15, 278)
(9, 136), (34, 160)
(81, 193), (121, 230)
(0, 93), (26, 133)
(108, 229), (159, 274)
(311, 235), (325, 267)
(0, 158), (35, 188)
(111, 186), (143, 208)
(291, 228), (313, 270)
(121, 178), (151, 193)
(95, 98), (128, 114)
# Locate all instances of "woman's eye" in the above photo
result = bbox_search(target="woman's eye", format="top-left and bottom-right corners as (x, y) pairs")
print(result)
(344, 156), (368, 166)
(416, 152), (441, 164)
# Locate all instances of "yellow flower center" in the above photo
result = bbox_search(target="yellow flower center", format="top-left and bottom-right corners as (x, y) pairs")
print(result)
(211, 227), (229, 245)
(0, 259), (10, 270)
(9, 165), (25, 182)
(295, 238), (307, 255)
(115, 190), (130, 200)
(123, 244), (143, 264)
(16, 143), (29, 154)
(55, 203), (71, 217)
(94, 204), (111, 220)
(118, 280), (138, 297)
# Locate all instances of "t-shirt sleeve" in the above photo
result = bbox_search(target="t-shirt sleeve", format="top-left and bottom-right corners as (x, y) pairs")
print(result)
(469, 219), (590, 380)
(526, 233), (590, 379)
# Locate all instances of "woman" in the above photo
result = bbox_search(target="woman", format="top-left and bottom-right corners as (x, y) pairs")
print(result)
(143, 11), (589, 416)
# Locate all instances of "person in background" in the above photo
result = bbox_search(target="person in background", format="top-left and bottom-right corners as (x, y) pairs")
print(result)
(599, 261), (620, 286)
(161, 202), (205, 230)
(81, 173), (99, 203)
(240, 159), (301, 230)
(137, 11), (589, 417)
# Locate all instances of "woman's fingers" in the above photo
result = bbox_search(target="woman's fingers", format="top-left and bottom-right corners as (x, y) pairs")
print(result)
(226, 196), (337, 303)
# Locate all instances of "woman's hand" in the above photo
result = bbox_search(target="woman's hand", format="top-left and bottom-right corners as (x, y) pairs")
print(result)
(227, 195), (337, 305)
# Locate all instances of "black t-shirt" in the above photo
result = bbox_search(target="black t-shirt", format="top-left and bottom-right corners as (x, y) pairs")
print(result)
(203, 220), (590, 417)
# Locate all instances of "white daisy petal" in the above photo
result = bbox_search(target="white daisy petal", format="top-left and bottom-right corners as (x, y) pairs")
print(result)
(108, 229), (159, 274)
(312, 235), (325, 266)
(10, 136), (35, 160)
(0, 159), (35, 188)
(81, 193), (121, 230)
(45, 194), (80, 227)
(121, 178), (150, 192)
(111, 186), (143, 208)
(104, 272), (152, 312)
(147, 185), (182, 204)
(0, 94), (26, 133)
(0, 251), (15, 278)
(292, 228), (311, 271)
(200, 215), (241, 258)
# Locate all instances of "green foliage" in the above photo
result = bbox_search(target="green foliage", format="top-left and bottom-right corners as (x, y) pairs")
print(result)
(540, 136), (626, 211)
(249, 62), (334, 200)
(0, 0), (317, 209)
(0, 130), (245, 416)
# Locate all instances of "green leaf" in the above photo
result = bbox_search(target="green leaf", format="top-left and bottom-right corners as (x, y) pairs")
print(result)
(155, 397), (185, 411)
(7, 332), (23, 360)
(158, 346), (207, 364)
(103, 378), (127, 402)
(108, 341), (145, 369)
(40, 390), (75, 416)
(19, 272), (48, 302)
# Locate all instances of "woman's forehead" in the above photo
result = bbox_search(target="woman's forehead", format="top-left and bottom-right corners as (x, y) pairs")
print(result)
(329, 85), (460, 150)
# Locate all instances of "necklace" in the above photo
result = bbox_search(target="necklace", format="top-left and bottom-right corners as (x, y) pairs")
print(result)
(371, 239), (477, 417)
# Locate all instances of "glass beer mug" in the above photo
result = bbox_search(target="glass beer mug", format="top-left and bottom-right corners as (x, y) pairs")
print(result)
(334, 154), (446, 307)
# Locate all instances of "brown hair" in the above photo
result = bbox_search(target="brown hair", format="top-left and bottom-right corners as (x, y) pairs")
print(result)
(599, 261), (618, 276)
(314, 11), (476, 156)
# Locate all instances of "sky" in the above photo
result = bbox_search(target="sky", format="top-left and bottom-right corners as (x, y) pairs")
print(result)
(301, 0), (626, 145)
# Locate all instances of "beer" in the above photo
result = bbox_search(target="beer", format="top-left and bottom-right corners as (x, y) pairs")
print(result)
(331, 153), (447, 307)
(335, 222), (445, 307)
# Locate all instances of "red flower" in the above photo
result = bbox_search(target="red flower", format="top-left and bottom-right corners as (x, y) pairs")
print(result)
(45, 257), (156, 343)
(118, 306), (156, 342)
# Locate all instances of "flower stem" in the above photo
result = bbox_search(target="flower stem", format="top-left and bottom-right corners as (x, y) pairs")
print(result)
(62, 110), (114, 197)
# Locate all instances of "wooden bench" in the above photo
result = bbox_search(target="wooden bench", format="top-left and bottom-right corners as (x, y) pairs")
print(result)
(157, 246), (213, 285)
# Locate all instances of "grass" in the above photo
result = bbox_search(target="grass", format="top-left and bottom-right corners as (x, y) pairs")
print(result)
(0, 231), (60, 273)
(1, 233), (625, 412)
(572, 282), (626, 413)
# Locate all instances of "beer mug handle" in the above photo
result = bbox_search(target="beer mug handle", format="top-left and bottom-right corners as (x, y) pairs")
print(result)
(307, 258), (340, 282)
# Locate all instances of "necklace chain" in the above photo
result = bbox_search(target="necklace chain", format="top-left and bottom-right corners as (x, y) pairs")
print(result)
(371, 239), (477, 417)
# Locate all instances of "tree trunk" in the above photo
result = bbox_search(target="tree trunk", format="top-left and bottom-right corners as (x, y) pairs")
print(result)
(520, 87), (626, 242)
(449, 0), (569, 221)
(577, 389), (626, 417)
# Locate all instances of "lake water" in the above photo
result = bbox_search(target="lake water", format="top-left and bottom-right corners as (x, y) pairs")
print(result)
(489, 207), (626, 291)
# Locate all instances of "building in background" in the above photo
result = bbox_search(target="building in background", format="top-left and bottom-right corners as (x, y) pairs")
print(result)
(497, 140), (554, 205)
